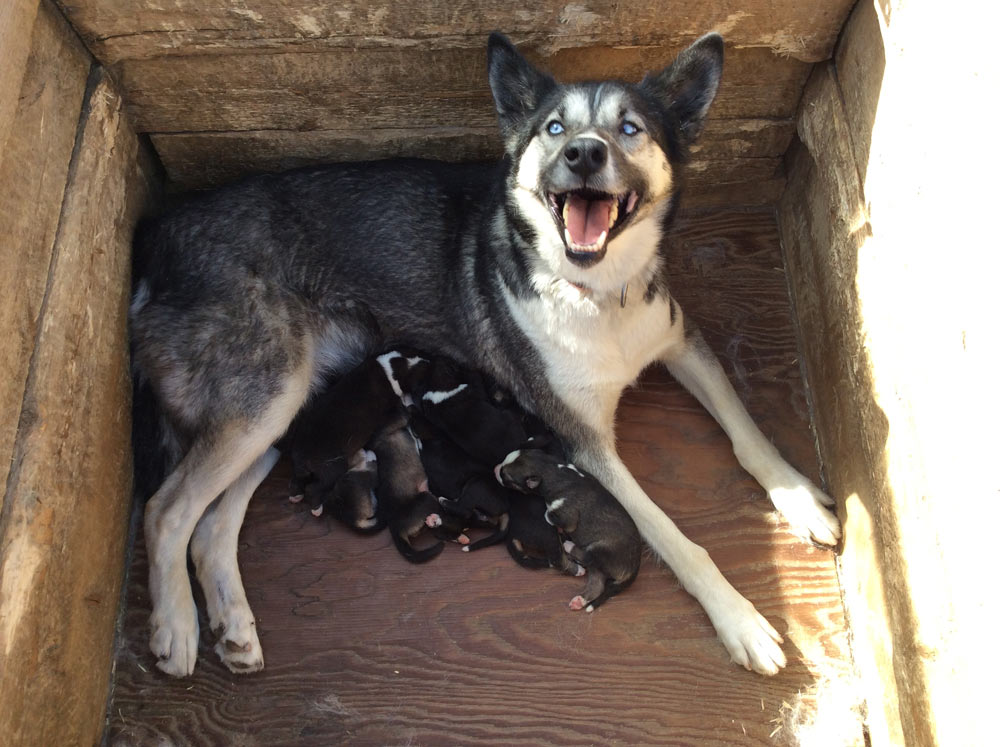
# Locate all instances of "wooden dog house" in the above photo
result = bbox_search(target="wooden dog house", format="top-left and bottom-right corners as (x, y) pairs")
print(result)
(1, 1), (987, 744)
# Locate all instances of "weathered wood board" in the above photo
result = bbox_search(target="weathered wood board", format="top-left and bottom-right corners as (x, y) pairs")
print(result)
(55, 0), (857, 65)
(0, 0), (91, 518)
(109, 209), (860, 746)
(0, 0), (40, 156)
(0, 64), (156, 746)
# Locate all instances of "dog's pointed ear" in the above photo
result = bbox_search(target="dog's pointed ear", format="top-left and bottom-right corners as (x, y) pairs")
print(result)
(487, 32), (556, 142)
(639, 32), (724, 147)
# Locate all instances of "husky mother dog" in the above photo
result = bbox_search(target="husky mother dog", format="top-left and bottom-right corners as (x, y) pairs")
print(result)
(131, 32), (840, 678)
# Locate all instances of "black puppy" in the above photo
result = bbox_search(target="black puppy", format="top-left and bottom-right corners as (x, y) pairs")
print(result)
(282, 349), (424, 510)
(369, 413), (467, 562)
(310, 448), (383, 533)
(505, 492), (585, 576)
(409, 413), (509, 551)
(410, 357), (527, 466)
(497, 447), (641, 611)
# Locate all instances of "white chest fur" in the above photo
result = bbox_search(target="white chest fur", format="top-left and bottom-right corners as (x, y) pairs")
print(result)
(502, 279), (684, 432)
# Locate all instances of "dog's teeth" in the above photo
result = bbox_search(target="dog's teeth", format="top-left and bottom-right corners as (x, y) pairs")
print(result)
(627, 192), (638, 213)
(562, 198), (570, 225)
(608, 200), (618, 228)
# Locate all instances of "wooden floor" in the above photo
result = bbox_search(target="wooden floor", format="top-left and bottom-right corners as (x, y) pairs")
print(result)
(108, 209), (858, 746)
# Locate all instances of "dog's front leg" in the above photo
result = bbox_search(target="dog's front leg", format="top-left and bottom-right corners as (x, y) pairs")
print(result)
(662, 330), (841, 546)
(574, 441), (787, 674)
(577, 441), (788, 671)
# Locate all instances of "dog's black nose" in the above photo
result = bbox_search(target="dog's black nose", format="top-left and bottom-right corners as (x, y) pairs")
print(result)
(563, 138), (607, 177)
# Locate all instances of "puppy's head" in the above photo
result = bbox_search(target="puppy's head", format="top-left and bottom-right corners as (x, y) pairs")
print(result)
(495, 447), (556, 493)
(487, 32), (723, 292)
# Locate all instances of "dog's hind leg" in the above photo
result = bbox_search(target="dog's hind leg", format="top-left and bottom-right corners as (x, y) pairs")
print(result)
(190, 446), (280, 674)
(662, 330), (841, 546)
(144, 369), (310, 677)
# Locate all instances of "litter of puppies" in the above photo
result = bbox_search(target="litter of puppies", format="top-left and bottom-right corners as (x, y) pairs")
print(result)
(283, 348), (643, 611)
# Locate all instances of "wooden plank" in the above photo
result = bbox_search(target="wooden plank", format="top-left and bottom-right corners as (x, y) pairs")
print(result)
(0, 1), (91, 512)
(109, 209), (859, 746)
(777, 63), (917, 747)
(115, 45), (810, 134)
(149, 119), (791, 193)
(0, 71), (156, 747)
(0, 0), (40, 157)
(56, 0), (856, 65)
(834, 0), (886, 181)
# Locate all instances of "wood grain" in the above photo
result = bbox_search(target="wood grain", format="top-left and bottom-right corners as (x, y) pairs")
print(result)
(0, 71), (156, 746)
(0, 0), (40, 156)
(113, 44), (808, 133)
(109, 209), (859, 746)
(0, 0), (91, 517)
(55, 0), (856, 65)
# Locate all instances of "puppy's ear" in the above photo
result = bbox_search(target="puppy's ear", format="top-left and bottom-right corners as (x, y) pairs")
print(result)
(639, 32), (723, 148)
(487, 32), (555, 145)
(525, 475), (542, 490)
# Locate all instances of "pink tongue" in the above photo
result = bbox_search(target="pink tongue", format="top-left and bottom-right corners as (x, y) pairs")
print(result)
(565, 195), (613, 248)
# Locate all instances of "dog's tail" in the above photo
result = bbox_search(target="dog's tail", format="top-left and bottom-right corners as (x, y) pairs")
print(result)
(391, 529), (445, 563)
(131, 371), (181, 503)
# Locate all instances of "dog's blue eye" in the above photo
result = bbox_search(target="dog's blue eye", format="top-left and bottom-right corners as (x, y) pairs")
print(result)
(547, 121), (565, 135)
(622, 121), (639, 136)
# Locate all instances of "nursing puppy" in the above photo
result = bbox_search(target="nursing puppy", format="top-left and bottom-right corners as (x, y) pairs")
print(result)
(131, 31), (840, 676)
(282, 350), (424, 511)
(505, 492), (584, 577)
(498, 448), (641, 611)
(312, 449), (383, 533)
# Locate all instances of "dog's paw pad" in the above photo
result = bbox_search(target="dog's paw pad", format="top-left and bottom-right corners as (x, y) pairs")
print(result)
(288, 494), (304, 504)
(457, 533), (470, 545)
(310, 505), (323, 517)
(425, 513), (442, 528)
(214, 621), (263, 675)
(568, 595), (586, 611)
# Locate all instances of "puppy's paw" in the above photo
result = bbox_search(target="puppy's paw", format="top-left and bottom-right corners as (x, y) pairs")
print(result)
(769, 481), (841, 546)
(149, 599), (199, 677)
(568, 595), (586, 611)
(573, 564), (587, 577)
(425, 513), (442, 528)
(288, 493), (304, 504)
(457, 533), (470, 546)
(562, 540), (576, 553)
(310, 504), (324, 517)
(212, 609), (264, 674)
(715, 600), (786, 676)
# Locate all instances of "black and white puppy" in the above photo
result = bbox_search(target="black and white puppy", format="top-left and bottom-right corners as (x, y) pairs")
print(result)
(505, 492), (585, 577)
(410, 357), (527, 466)
(316, 449), (383, 533)
(497, 447), (641, 611)
(282, 350), (424, 511)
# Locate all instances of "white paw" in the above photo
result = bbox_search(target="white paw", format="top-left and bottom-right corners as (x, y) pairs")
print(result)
(715, 600), (786, 676)
(211, 606), (264, 674)
(149, 597), (199, 677)
(769, 482), (841, 546)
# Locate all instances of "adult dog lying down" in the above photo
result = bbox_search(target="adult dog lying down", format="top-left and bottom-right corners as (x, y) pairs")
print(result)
(130, 31), (840, 677)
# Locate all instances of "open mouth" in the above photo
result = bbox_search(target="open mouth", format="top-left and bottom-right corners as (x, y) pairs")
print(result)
(547, 189), (640, 264)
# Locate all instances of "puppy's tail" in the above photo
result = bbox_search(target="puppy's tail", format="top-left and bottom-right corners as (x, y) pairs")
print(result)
(506, 537), (551, 569)
(391, 528), (444, 564)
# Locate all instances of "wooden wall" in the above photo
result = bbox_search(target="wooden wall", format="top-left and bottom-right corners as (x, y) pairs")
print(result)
(0, 2), (158, 744)
(54, 0), (857, 204)
(779, 1), (999, 745)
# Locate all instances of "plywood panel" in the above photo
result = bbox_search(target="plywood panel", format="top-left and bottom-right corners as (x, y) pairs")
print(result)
(56, 0), (856, 65)
(0, 71), (156, 747)
(0, 0), (91, 514)
(109, 209), (859, 746)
